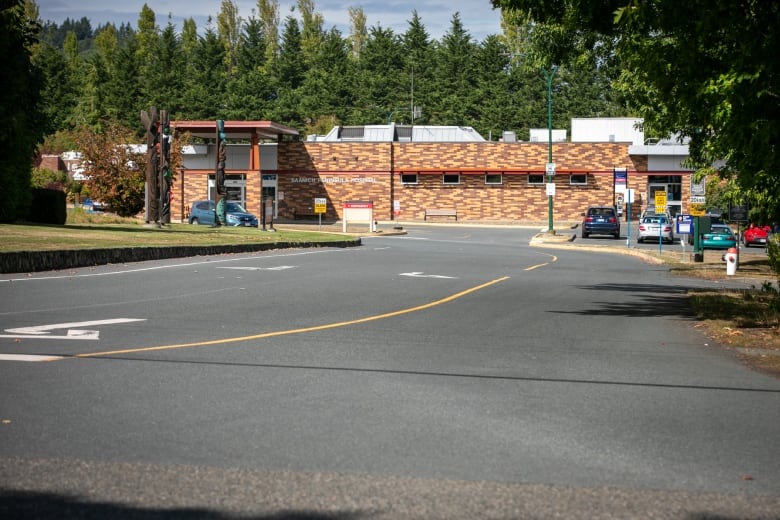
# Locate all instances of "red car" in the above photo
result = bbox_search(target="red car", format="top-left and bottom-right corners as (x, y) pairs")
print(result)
(742, 225), (771, 247)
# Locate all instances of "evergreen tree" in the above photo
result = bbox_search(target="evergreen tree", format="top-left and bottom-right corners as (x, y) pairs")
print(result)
(432, 13), (479, 126)
(0, 0), (46, 221)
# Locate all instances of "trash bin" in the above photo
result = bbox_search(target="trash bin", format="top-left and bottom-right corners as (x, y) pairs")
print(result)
(725, 247), (738, 276)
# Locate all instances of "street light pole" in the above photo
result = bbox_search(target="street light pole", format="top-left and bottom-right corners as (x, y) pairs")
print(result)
(543, 66), (557, 233)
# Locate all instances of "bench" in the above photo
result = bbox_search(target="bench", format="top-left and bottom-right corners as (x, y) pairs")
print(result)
(424, 208), (458, 221)
(292, 208), (321, 220)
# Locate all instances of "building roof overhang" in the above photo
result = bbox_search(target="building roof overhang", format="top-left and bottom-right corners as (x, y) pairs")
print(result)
(171, 120), (299, 140)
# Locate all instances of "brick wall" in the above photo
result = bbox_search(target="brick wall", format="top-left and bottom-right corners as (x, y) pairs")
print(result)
(173, 141), (688, 223)
(275, 141), (664, 221)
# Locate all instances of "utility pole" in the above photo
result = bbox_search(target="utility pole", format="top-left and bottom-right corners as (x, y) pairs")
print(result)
(543, 66), (558, 234)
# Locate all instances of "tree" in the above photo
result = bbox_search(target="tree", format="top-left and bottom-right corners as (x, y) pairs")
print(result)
(492, 0), (780, 214)
(0, 0), (46, 222)
(217, 0), (242, 76)
(74, 123), (146, 217)
(432, 13), (479, 126)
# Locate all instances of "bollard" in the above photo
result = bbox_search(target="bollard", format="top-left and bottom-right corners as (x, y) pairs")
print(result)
(725, 247), (738, 276)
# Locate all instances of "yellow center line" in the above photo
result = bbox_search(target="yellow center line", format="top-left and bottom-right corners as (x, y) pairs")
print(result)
(525, 252), (558, 271)
(75, 276), (510, 359)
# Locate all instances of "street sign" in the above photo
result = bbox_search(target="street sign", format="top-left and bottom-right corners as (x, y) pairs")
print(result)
(676, 214), (694, 235)
(690, 204), (706, 216)
(545, 163), (556, 176)
(690, 196), (706, 204)
(314, 197), (327, 214)
(655, 192), (667, 209)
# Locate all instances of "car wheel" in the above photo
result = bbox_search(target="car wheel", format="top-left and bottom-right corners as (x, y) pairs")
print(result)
(614, 233), (620, 239)
(190, 217), (199, 225)
(582, 232), (589, 239)
(638, 237), (643, 243)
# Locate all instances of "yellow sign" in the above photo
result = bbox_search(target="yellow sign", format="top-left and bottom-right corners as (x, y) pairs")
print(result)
(690, 203), (706, 216)
(654, 192), (667, 209)
(314, 197), (327, 214)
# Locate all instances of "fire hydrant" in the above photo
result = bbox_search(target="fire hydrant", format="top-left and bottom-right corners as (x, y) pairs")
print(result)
(725, 247), (738, 276)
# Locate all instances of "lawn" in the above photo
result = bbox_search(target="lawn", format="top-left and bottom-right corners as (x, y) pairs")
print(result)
(0, 215), (354, 253)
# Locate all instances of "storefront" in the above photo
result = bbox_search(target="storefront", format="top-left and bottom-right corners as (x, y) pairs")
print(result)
(171, 120), (694, 224)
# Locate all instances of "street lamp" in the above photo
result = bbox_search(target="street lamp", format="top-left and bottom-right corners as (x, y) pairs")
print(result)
(543, 66), (558, 233)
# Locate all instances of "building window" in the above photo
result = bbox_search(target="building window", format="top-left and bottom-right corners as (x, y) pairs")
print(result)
(570, 174), (588, 185)
(485, 173), (503, 185)
(443, 173), (460, 184)
(401, 173), (418, 184)
(528, 174), (544, 185)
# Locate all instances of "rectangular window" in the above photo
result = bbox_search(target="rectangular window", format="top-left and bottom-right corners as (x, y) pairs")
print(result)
(485, 173), (503, 185)
(570, 174), (588, 185)
(528, 174), (544, 185)
(443, 173), (460, 184)
(401, 173), (418, 184)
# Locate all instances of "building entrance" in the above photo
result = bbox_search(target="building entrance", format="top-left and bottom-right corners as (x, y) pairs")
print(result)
(648, 177), (682, 216)
(262, 174), (277, 218)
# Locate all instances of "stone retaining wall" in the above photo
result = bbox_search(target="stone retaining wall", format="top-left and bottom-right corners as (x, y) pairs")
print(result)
(0, 240), (361, 274)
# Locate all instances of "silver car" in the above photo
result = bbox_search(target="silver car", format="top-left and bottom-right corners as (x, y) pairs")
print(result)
(638, 215), (674, 244)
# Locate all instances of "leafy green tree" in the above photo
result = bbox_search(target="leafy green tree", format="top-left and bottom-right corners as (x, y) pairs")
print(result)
(347, 6), (367, 59)
(217, 0), (242, 76)
(257, 0), (279, 71)
(74, 123), (146, 217)
(0, 0), (46, 222)
(492, 0), (780, 215)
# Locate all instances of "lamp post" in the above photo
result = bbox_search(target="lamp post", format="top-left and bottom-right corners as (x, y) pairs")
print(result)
(543, 66), (557, 233)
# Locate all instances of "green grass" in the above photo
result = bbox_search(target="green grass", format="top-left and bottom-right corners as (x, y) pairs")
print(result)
(0, 210), (355, 253)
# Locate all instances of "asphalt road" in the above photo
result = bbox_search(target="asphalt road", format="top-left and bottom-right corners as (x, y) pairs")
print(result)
(1, 225), (779, 519)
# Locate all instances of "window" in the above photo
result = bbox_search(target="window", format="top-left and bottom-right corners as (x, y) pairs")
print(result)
(570, 174), (588, 185)
(443, 173), (460, 184)
(528, 174), (544, 185)
(401, 173), (418, 184)
(485, 173), (503, 185)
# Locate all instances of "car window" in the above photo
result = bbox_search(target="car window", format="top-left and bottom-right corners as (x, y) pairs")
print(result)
(195, 202), (211, 211)
(226, 203), (247, 213)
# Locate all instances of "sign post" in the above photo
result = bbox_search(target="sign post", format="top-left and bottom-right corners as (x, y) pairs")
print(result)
(655, 191), (667, 254)
(314, 197), (327, 230)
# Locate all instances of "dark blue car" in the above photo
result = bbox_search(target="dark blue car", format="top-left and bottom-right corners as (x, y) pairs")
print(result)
(581, 205), (620, 239)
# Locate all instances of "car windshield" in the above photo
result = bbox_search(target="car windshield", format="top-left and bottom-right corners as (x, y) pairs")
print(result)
(588, 208), (614, 217)
(711, 225), (732, 234)
(226, 203), (247, 213)
(642, 217), (666, 224)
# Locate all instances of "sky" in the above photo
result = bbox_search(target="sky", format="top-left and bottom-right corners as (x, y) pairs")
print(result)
(36, 0), (504, 42)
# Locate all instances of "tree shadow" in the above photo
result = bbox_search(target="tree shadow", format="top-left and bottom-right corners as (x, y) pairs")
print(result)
(0, 490), (370, 520)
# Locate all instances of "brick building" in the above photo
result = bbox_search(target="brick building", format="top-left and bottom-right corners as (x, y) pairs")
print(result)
(170, 118), (694, 224)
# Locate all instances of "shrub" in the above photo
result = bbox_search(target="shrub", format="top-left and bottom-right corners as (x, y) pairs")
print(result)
(27, 188), (66, 225)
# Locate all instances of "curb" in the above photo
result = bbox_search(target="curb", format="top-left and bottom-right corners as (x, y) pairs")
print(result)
(0, 239), (361, 274)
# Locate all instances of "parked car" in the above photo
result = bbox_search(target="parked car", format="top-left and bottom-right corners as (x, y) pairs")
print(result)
(640, 207), (672, 222)
(638, 215), (674, 244)
(701, 223), (737, 249)
(742, 225), (771, 247)
(581, 205), (620, 239)
(188, 200), (258, 227)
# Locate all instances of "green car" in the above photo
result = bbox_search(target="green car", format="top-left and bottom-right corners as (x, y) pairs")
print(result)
(701, 223), (737, 249)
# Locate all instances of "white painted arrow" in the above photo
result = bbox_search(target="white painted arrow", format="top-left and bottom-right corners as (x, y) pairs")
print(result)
(2, 318), (146, 341)
(218, 266), (296, 271)
(399, 272), (456, 279)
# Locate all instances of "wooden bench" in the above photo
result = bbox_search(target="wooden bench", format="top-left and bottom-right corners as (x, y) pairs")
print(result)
(424, 208), (458, 221)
